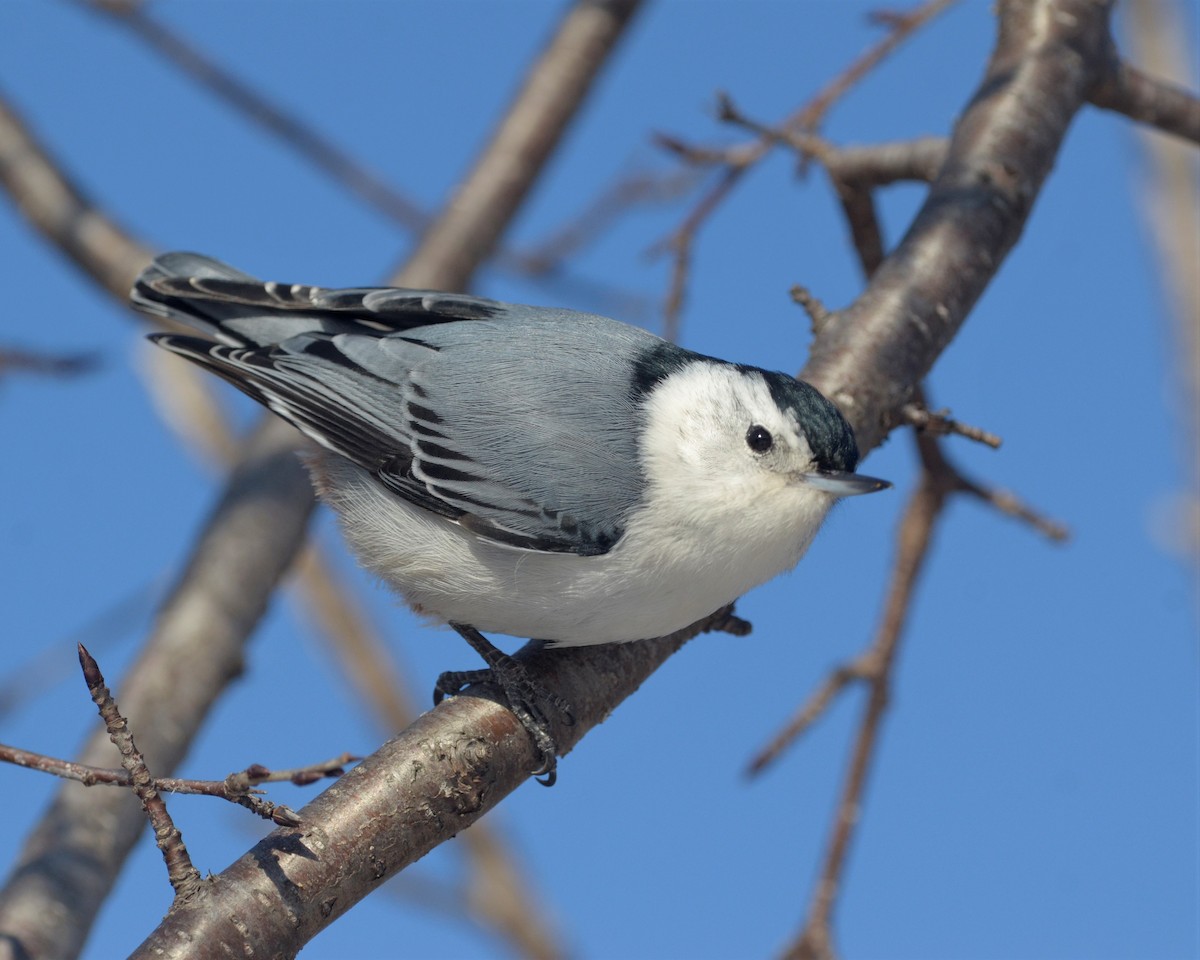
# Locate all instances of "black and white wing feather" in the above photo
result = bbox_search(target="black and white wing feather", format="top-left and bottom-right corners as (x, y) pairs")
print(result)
(136, 253), (659, 556)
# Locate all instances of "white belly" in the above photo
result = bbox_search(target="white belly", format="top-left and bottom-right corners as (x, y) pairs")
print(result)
(309, 455), (832, 646)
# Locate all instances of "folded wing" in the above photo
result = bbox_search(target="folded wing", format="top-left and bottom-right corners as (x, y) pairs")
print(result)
(136, 253), (653, 555)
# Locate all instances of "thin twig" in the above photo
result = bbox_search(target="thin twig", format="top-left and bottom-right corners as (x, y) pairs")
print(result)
(715, 91), (837, 164)
(718, 97), (948, 274)
(77, 644), (203, 900)
(788, 0), (960, 135)
(782, 443), (949, 960)
(954, 474), (1070, 541)
(521, 167), (701, 273)
(790, 285), (832, 336)
(0, 743), (359, 827)
(901, 401), (1004, 449)
(745, 657), (875, 777)
(0, 347), (98, 379)
(652, 0), (956, 337)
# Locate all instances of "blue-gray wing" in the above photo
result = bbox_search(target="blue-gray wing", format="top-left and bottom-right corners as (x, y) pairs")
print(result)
(136, 253), (664, 555)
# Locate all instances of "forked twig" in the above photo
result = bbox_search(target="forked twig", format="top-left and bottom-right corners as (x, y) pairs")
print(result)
(753, 431), (1066, 959)
(652, 0), (958, 336)
(77, 644), (203, 899)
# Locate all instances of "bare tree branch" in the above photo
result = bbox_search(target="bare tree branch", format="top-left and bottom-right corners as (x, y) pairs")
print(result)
(124, 1), (1126, 955)
(900, 401), (1003, 448)
(0, 2), (643, 957)
(0, 90), (154, 299)
(0, 414), (316, 959)
(801, 0), (1118, 448)
(0, 347), (97, 379)
(652, 0), (957, 338)
(129, 606), (749, 958)
(77, 643), (202, 900)
(391, 0), (643, 290)
(1091, 61), (1200, 144)
(1120, 0), (1200, 564)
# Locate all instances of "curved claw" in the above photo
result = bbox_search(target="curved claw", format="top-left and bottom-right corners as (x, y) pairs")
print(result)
(437, 624), (575, 787)
(433, 667), (491, 706)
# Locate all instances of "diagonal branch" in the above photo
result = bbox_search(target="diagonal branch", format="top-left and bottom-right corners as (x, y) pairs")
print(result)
(800, 0), (1117, 446)
(0, 414), (316, 959)
(0, 90), (154, 299)
(389, 0), (643, 290)
(131, 1), (1119, 956)
(140, 355), (567, 956)
(129, 607), (748, 958)
(780, 434), (951, 960)
(0, 1), (643, 956)
(1090, 61), (1200, 144)
(653, 0), (957, 338)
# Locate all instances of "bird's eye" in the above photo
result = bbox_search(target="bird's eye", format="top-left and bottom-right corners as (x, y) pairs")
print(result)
(746, 424), (773, 453)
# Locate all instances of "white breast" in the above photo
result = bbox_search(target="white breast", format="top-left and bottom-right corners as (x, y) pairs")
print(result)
(307, 410), (834, 646)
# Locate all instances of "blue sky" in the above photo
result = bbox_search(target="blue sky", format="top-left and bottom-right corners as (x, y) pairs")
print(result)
(1, 2), (1197, 958)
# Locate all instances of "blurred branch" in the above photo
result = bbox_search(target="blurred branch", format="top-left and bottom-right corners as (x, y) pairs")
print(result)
(0, 347), (97, 380)
(1090, 62), (1200, 144)
(651, 0), (957, 339)
(521, 166), (701, 274)
(390, 0), (642, 290)
(791, 0), (961, 135)
(0, 90), (154, 299)
(75, 0), (432, 229)
(130, 605), (748, 958)
(0, 414), (316, 959)
(1119, 0), (1200, 565)
(133, 1), (1119, 957)
(0, 579), (161, 724)
(73, 0), (647, 316)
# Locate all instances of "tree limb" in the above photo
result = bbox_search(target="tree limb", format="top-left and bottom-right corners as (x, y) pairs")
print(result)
(129, 607), (747, 958)
(0, 91), (154, 299)
(128, 0), (1124, 956)
(802, 0), (1117, 446)
(0, 2), (643, 958)
(0, 416), (316, 960)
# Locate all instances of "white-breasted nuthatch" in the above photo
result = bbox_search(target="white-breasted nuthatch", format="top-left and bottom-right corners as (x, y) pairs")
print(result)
(135, 252), (889, 783)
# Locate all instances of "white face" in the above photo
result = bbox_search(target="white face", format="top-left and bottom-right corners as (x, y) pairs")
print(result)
(638, 362), (834, 532)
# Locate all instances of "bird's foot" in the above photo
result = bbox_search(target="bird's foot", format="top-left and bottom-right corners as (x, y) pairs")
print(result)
(435, 625), (574, 787)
